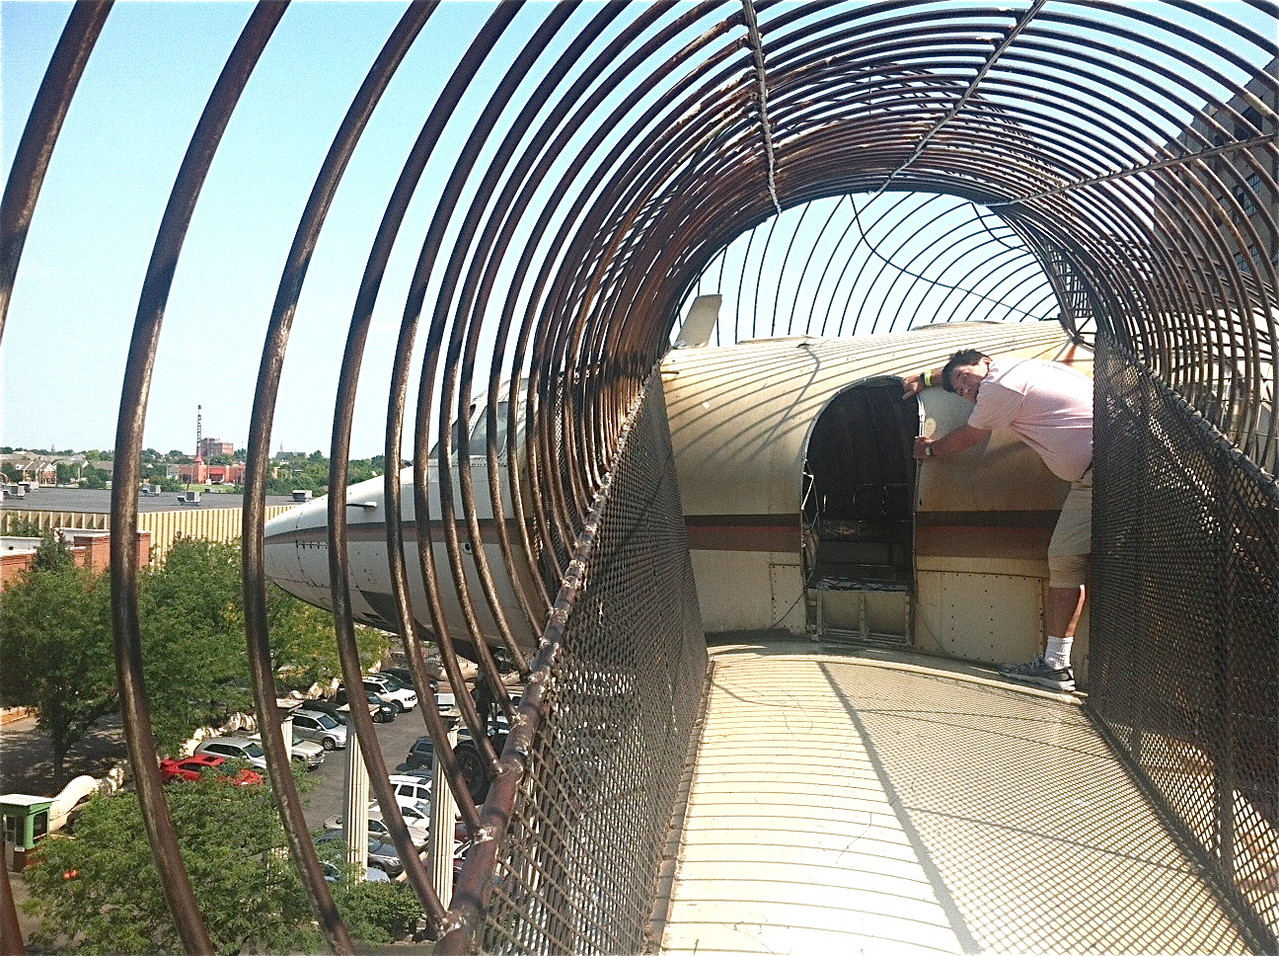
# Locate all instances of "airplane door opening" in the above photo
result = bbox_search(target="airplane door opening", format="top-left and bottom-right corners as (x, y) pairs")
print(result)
(802, 378), (918, 646)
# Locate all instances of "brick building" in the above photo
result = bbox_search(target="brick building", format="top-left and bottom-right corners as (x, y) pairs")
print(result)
(197, 437), (236, 460)
(177, 460), (246, 485)
(0, 529), (152, 589)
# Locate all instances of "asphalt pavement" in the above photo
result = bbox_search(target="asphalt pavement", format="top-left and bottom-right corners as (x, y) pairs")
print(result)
(300, 704), (435, 832)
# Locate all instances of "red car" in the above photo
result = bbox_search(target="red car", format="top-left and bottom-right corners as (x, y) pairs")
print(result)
(159, 753), (263, 786)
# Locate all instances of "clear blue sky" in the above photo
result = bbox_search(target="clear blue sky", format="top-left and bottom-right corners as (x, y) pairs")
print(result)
(2, 2), (1274, 460)
(1, 1), (515, 458)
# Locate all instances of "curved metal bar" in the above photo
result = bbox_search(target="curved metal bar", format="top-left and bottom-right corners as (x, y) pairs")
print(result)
(108, 5), (286, 953)
(0, 0), (111, 343)
(438, 387), (636, 955)
(369, 6), (531, 838)
(468, 1), (697, 651)
(404, 6), (586, 780)
(240, 4), (437, 948)
(427, 4), (599, 761)
(449, 3), (648, 683)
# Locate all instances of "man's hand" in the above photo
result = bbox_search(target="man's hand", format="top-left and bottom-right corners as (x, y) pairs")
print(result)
(902, 374), (924, 399)
(913, 436), (934, 460)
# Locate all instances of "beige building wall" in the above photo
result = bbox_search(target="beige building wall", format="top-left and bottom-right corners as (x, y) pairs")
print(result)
(0, 505), (297, 563)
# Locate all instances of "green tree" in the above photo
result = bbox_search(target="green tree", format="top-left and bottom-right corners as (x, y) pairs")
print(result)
(2, 515), (46, 537)
(264, 454), (385, 497)
(23, 779), (320, 954)
(138, 538), (253, 753)
(314, 842), (423, 943)
(135, 537), (389, 747)
(267, 584), (392, 692)
(0, 537), (118, 776)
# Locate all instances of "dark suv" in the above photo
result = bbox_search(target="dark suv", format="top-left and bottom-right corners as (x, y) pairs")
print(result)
(328, 690), (396, 723)
(403, 735), (435, 770)
(381, 666), (439, 694)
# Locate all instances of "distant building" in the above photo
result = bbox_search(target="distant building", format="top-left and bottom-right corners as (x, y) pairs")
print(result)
(198, 437), (236, 460)
(0, 528), (152, 589)
(177, 460), (246, 485)
(0, 453), (62, 486)
(0, 487), (299, 563)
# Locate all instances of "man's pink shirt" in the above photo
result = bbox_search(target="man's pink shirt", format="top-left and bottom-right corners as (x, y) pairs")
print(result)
(967, 360), (1093, 482)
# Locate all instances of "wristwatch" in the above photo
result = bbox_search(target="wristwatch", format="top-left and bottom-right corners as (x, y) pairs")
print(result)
(925, 444), (935, 457)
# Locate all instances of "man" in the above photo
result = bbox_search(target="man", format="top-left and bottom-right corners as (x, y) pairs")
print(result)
(902, 349), (1092, 692)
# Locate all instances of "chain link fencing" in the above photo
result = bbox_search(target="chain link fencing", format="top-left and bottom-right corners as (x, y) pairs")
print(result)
(1092, 339), (1278, 948)
(451, 378), (707, 954)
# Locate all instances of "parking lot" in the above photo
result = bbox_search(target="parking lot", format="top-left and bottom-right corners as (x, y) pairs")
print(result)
(298, 700), (449, 834)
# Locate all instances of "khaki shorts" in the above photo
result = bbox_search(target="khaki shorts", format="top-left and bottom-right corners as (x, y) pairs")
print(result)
(1047, 469), (1091, 587)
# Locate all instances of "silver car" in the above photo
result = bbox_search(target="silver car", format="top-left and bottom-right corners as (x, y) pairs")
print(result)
(290, 708), (348, 751)
(249, 731), (325, 770)
(193, 736), (267, 770)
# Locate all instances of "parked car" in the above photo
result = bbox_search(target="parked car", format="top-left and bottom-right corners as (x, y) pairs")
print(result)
(360, 674), (418, 713)
(317, 830), (404, 879)
(403, 735), (435, 770)
(388, 774), (431, 804)
(392, 767), (433, 785)
(321, 859), (392, 883)
(457, 713), (511, 745)
(323, 803), (430, 847)
(290, 708), (348, 750)
(387, 796), (432, 830)
(194, 736), (268, 771)
(324, 810), (469, 846)
(247, 732), (326, 771)
(159, 753), (263, 786)
(381, 666), (439, 693)
(301, 699), (350, 725)
(332, 688), (397, 723)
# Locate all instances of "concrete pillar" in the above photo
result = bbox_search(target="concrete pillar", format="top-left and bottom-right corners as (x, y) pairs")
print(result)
(429, 731), (458, 901)
(343, 722), (369, 874)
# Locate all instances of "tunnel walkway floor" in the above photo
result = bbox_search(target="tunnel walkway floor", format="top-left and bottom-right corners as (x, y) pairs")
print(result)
(654, 639), (1254, 955)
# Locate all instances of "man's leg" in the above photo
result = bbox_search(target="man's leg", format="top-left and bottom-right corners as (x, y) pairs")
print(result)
(1043, 581), (1085, 672)
(1000, 477), (1091, 691)
(1047, 584), (1085, 640)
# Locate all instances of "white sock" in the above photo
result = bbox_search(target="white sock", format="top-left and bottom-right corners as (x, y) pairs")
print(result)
(1044, 636), (1073, 670)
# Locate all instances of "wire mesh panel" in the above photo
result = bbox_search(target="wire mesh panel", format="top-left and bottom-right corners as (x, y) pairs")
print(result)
(1092, 339), (1279, 947)
(471, 378), (707, 955)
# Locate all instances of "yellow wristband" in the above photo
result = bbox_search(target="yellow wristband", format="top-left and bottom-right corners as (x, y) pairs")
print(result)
(921, 370), (933, 387)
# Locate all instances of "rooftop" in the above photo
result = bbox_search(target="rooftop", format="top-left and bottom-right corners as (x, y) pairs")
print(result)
(0, 488), (298, 514)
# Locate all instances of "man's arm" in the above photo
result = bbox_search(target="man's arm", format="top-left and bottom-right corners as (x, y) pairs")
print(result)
(912, 423), (990, 460)
(901, 366), (946, 398)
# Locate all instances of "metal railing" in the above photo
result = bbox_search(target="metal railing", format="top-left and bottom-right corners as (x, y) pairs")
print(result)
(443, 377), (706, 954)
(1092, 341), (1278, 947)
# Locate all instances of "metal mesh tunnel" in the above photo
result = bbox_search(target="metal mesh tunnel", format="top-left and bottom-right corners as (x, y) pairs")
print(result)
(1, 1), (1276, 953)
